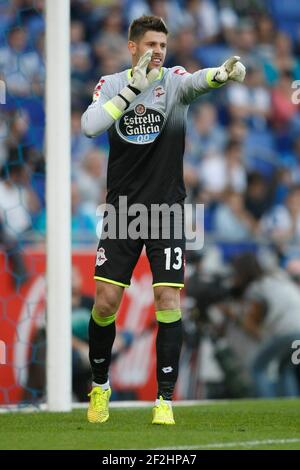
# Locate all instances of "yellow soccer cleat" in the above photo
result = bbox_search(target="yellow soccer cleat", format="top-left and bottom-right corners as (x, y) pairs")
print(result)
(87, 386), (111, 423)
(152, 396), (175, 425)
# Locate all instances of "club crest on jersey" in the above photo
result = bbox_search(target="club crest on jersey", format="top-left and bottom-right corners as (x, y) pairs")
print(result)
(135, 104), (146, 115)
(116, 104), (165, 145)
(96, 247), (107, 266)
(154, 85), (165, 98)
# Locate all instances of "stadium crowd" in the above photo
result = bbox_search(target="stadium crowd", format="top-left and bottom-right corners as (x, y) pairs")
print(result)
(1, 0), (300, 400)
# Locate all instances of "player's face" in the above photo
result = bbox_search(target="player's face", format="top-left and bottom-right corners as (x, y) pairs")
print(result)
(129, 31), (167, 70)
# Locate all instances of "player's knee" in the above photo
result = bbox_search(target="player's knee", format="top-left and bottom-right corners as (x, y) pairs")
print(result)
(154, 286), (180, 311)
(94, 285), (121, 318)
(93, 302), (114, 319)
(94, 296), (119, 317)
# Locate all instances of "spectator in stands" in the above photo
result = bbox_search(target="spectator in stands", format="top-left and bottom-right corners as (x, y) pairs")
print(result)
(214, 189), (258, 241)
(97, 53), (127, 83)
(227, 63), (271, 130)
(92, 5), (128, 78)
(0, 157), (40, 239)
(227, 118), (248, 146)
(271, 70), (300, 131)
(4, 110), (30, 156)
(185, 102), (226, 167)
(260, 185), (300, 246)
(0, 1), (18, 38)
(198, 141), (246, 200)
(185, 0), (220, 44)
(0, 26), (40, 97)
(285, 256), (300, 287)
(71, 20), (91, 87)
(71, 44), (92, 89)
(197, 149), (228, 198)
(233, 18), (258, 66)
(71, 19), (90, 55)
(231, 253), (300, 397)
(0, 216), (28, 286)
(218, 6), (238, 52)
(262, 32), (300, 86)
(71, 182), (97, 242)
(224, 140), (247, 193)
(244, 171), (273, 221)
(255, 14), (276, 63)
(34, 182), (97, 243)
(0, 151), (40, 285)
(165, 27), (199, 69)
(76, 147), (107, 207)
(31, 31), (45, 97)
(70, 20), (93, 104)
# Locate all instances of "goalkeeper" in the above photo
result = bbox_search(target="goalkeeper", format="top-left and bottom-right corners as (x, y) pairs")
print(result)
(81, 15), (246, 425)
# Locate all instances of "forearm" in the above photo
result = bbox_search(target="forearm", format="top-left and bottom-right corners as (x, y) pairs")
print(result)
(180, 68), (224, 104)
(81, 100), (116, 137)
(180, 56), (245, 104)
(81, 85), (140, 138)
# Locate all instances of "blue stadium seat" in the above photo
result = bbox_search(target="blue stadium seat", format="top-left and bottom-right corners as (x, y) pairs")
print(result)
(268, 0), (300, 42)
(276, 19), (300, 42)
(268, 0), (300, 20)
(195, 44), (232, 68)
(217, 242), (258, 263)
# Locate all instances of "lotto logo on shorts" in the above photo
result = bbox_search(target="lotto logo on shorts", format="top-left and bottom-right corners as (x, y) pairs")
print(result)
(96, 248), (107, 267)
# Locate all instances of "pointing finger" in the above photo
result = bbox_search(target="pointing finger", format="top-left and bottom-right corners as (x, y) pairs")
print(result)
(224, 56), (240, 72)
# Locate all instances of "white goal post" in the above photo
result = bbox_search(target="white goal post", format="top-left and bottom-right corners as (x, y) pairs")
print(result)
(46, 0), (72, 411)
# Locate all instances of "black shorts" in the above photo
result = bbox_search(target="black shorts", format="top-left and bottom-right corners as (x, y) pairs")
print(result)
(94, 207), (185, 288)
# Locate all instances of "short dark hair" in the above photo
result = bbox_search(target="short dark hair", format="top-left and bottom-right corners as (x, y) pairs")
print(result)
(225, 140), (242, 153)
(128, 15), (168, 42)
(232, 253), (264, 289)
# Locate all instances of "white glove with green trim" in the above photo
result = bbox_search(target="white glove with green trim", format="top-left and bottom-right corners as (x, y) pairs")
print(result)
(110, 49), (160, 114)
(214, 56), (246, 83)
(129, 49), (160, 92)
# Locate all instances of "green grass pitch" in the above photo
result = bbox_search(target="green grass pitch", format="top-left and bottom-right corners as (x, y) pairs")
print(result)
(1, 399), (300, 450)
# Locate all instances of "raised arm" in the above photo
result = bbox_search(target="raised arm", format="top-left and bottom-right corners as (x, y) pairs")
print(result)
(81, 49), (159, 138)
(178, 56), (246, 104)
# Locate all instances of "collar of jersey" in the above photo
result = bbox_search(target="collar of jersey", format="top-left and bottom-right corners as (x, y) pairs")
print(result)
(127, 67), (164, 82)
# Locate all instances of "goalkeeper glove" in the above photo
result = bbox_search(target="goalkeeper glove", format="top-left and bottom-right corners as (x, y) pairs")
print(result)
(110, 49), (160, 113)
(213, 56), (246, 84)
(128, 49), (160, 92)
